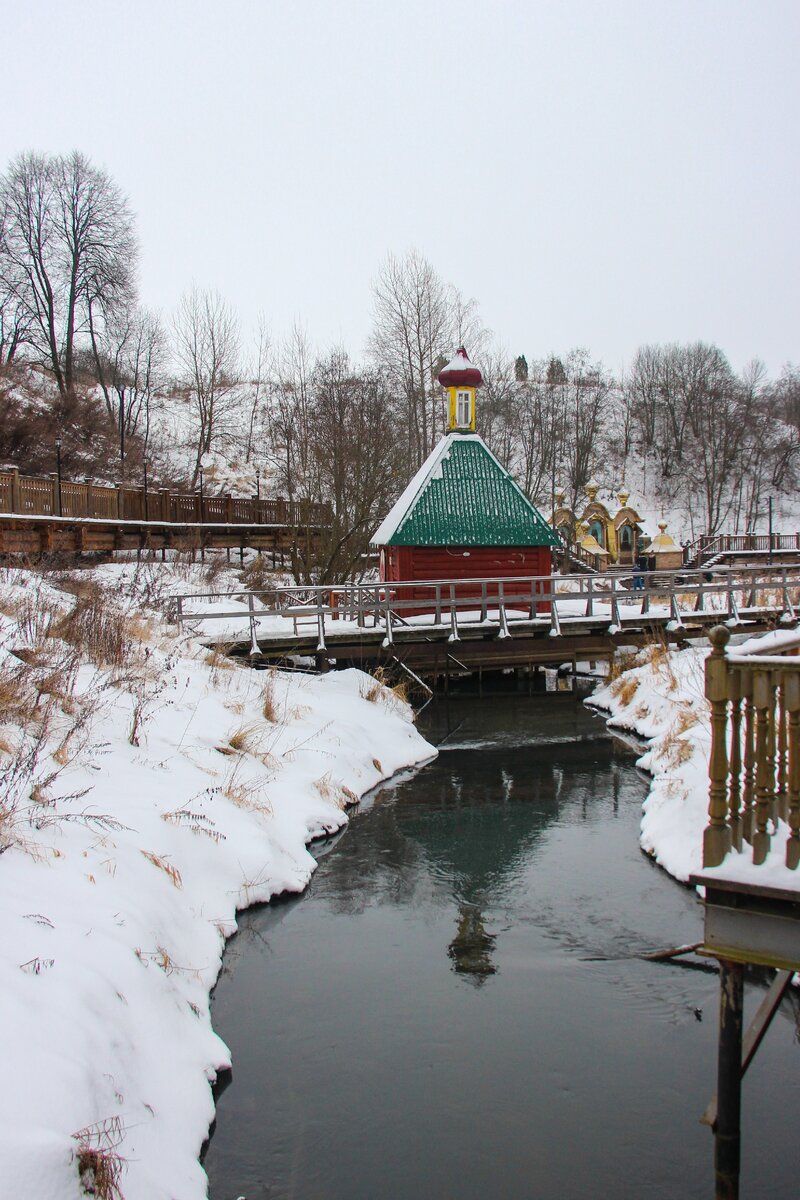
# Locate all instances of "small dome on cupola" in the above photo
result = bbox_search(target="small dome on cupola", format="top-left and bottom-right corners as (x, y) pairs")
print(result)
(439, 347), (482, 432)
(438, 347), (483, 390)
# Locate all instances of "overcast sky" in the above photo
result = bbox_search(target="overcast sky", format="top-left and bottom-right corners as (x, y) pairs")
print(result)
(3, 0), (798, 375)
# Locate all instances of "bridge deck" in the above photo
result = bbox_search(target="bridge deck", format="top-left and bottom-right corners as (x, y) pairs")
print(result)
(177, 565), (800, 675)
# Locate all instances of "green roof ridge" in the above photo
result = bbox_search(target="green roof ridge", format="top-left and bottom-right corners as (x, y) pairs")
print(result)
(383, 435), (561, 547)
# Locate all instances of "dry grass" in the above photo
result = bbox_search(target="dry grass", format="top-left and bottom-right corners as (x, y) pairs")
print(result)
(140, 850), (182, 889)
(205, 644), (235, 685)
(72, 1117), (126, 1200)
(223, 777), (272, 815)
(162, 809), (226, 843)
(608, 649), (639, 683)
(360, 666), (410, 708)
(239, 553), (277, 595)
(314, 773), (359, 811)
(51, 586), (132, 669)
(261, 668), (280, 722)
(659, 709), (700, 767)
(610, 674), (640, 705)
(0, 658), (34, 727)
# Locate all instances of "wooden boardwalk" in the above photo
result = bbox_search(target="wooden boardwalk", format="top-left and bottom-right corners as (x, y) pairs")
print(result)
(0, 466), (330, 557)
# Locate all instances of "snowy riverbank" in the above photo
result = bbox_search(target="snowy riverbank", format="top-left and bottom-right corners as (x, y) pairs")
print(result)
(589, 640), (800, 891)
(0, 561), (434, 1199)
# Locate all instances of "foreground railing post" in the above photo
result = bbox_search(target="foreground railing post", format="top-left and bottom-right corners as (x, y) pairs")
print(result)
(777, 678), (788, 823)
(704, 626), (732, 867)
(741, 675), (755, 844)
(752, 668), (774, 865)
(728, 668), (743, 851)
(786, 671), (800, 869)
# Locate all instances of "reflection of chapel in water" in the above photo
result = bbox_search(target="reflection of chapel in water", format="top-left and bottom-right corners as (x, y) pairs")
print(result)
(392, 730), (622, 986)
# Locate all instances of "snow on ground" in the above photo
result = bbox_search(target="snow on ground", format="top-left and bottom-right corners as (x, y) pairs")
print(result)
(0, 559), (434, 1199)
(588, 638), (800, 891)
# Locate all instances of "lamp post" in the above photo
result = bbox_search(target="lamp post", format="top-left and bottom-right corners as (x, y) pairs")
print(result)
(143, 458), (149, 522)
(55, 438), (63, 517)
(255, 467), (260, 500)
(198, 465), (205, 562)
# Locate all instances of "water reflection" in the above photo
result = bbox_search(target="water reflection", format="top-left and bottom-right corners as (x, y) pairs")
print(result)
(448, 903), (497, 983)
(205, 692), (800, 1200)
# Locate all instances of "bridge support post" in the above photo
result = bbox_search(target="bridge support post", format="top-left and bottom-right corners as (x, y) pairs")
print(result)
(715, 959), (744, 1200)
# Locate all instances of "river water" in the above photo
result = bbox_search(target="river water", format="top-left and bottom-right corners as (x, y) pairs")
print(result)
(204, 690), (799, 1200)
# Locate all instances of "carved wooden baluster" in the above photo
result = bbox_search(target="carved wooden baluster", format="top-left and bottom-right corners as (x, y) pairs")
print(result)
(785, 671), (800, 870)
(752, 668), (774, 865)
(776, 675), (788, 823)
(728, 667), (743, 851)
(703, 626), (732, 867)
(741, 672), (755, 844)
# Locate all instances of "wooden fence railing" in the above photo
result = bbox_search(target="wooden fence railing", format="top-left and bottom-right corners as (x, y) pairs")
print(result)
(704, 625), (800, 871)
(0, 466), (330, 528)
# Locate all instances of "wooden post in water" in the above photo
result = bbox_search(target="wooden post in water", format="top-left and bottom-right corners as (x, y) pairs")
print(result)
(715, 959), (744, 1200)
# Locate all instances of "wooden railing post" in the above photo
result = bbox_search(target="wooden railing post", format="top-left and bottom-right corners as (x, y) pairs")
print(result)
(8, 466), (20, 513)
(741, 674), (755, 844)
(704, 625), (732, 867)
(777, 678), (788, 823)
(752, 668), (774, 865)
(728, 668), (743, 851)
(785, 672), (800, 870)
(160, 488), (171, 522)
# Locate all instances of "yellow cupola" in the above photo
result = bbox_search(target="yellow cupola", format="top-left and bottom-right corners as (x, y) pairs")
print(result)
(438, 346), (483, 433)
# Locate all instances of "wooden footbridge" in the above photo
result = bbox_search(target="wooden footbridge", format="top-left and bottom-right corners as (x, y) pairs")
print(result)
(175, 564), (800, 682)
(0, 466), (329, 558)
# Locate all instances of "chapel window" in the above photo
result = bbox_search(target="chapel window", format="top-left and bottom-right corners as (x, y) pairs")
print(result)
(457, 391), (472, 427)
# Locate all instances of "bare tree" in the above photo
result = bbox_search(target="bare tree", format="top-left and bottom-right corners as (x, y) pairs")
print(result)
(89, 305), (167, 472)
(245, 313), (271, 463)
(270, 347), (404, 583)
(172, 287), (241, 486)
(369, 250), (488, 465)
(0, 151), (137, 402)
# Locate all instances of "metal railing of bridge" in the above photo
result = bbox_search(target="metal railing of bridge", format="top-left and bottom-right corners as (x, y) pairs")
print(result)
(0, 466), (330, 527)
(175, 564), (800, 657)
(684, 532), (800, 567)
(704, 625), (800, 871)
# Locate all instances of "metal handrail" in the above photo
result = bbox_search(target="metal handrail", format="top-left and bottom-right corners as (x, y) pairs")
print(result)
(176, 565), (800, 657)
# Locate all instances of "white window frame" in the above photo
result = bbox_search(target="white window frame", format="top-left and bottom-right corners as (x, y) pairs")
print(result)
(456, 390), (472, 427)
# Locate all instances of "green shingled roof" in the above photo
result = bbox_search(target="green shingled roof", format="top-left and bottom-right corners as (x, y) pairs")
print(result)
(381, 434), (561, 548)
